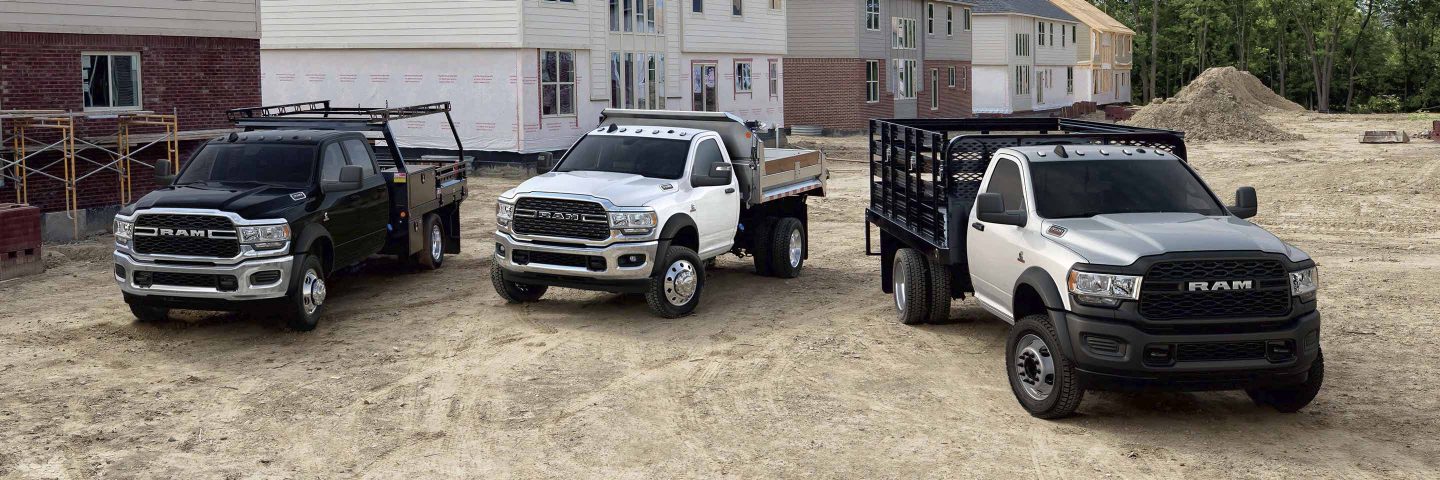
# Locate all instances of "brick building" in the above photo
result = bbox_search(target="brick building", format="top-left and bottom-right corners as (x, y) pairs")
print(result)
(785, 0), (975, 133)
(0, 1), (261, 239)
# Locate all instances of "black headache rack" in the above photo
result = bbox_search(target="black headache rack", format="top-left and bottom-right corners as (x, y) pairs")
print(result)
(865, 117), (1187, 266)
(225, 100), (465, 171)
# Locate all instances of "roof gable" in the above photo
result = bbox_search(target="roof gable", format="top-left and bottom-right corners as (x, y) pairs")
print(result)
(1047, 0), (1135, 34)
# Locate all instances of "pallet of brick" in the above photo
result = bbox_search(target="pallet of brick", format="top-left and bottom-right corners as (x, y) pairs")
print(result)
(0, 203), (44, 281)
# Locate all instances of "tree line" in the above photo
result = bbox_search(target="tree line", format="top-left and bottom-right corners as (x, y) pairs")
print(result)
(1094, 0), (1440, 112)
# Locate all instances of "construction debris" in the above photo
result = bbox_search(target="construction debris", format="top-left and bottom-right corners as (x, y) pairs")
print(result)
(1359, 131), (1411, 144)
(1124, 67), (1305, 142)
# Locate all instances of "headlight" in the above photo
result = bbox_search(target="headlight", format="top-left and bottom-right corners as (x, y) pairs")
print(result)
(238, 224), (290, 249)
(1068, 270), (1142, 308)
(114, 218), (134, 246)
(497, 201), (515, 228)
(1290, 267), (1318, 302)
(610, 211), (657, 234)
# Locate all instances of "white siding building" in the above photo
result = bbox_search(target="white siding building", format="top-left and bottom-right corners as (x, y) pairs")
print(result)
(968, 0), (1079, 115)
(260, 0), (787, 158)
(1049, 0), (1133, 105)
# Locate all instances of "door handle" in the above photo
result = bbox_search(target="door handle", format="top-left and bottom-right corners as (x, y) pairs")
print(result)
(971, 222), (985, 232)
(724, 187), (736, 194)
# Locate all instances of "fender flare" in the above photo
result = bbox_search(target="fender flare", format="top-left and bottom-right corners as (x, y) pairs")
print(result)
(653, 214), (697, 276)
(1015, 266), (1075, 360)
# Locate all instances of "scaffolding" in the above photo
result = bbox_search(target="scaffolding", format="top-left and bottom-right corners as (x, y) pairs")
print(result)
(0, 110), (179, 236)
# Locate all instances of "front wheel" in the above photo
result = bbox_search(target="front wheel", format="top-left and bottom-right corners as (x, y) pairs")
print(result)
(1006, 314), (1084, 419)
(282, 254), (327, 332)
(1247, 350), (1324, 413)
(646, 246), (704, 318)
(491, 264), (548, 303)
(416, 213), (445, 270)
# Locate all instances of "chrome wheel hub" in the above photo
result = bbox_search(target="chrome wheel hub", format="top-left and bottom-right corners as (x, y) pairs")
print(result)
(430, 223), (443, 262)
(1014, 334), (1055, 401)
(788, 229), (803, 268)
(893, 259), (908, 312)
(664, 260), (698, 306)
(302, 269), (326, 316)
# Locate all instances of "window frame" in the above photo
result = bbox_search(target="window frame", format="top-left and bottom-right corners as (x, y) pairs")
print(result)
(864, 0), (881, 30)
(734, 60), (753, 94)
(926, 3), (935, 35)
(865, 60), (880, 103)
(81, 52), (143, 112)
(540, 50), (577, 117)
(948, 66), (956, 88)
(768, 59), (780, 98)
(340, 138), (379, 176)
(946, 5), (953, 36)
(929, 68), (940, 110)
(963, 7), (971, 31)
(1066, 66), (1074, 94)
(895, 59), (917, 99)
(893, 18), (917, 49)
(732, 0), (742, 16)
(693, 0), (703, 13)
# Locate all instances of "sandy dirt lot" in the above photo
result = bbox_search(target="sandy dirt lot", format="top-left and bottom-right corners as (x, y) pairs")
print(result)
(1, 113), (1438, 479)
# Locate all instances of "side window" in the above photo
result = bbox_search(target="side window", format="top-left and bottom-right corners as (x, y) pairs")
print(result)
(690, 138), (726, 180)
(319, 143), (346, 182)
(341, 139), (377, 175)
(985, 158), (1026, 211)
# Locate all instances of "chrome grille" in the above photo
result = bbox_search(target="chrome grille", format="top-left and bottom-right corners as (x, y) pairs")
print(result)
(512, 198), (610, 240)
(133, 214), (240, 258)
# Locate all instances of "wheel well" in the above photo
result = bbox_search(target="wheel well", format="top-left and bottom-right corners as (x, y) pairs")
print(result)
(670, 226), (699, 252)
(312, 237), (335, 275)
(1012, 283), (1047, 320)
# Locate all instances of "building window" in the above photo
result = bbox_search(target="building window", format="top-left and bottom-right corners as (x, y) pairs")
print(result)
(930, 69), (939, 110)
(771, 0), (781, 9)
(963, 8), (971, 30)
(865, 60), (880, 102)
(693, 0), (702, 12)
(895, 59), (917, 99)
(735, 61), (753, 93)
(610, 0), (619, 31)
(893, 18), (917, 49)
(1038, 22), (1044, 46)
(768, 59), (779, 97)
(864, 0), (880, 30)
(1066, 66), (1074, 93)
(946, 6), (953, 36)
(948, 66), (956, 87)
(82, 53), (141, 110)
(732, 0), (742, 15)
(540, 50), (575, 116)
(624, 0), (634, 31)
(1015, 34), (1029, 56)
(1014, 65), (1030, 95)
(1049, 22), (1055, 46)
(926, 3), (934, 35)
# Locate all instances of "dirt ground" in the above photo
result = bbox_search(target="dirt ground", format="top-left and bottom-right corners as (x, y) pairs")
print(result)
(2, 112), (1438, 479)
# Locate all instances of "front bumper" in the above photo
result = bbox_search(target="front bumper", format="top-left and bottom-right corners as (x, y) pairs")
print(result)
(1058, 309), (1322, 391)
(114, 251), (294, 301)
(493, 231), (658, 281)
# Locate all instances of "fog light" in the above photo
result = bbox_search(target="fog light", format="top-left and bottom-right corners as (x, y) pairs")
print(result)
(114, 264), (127, 280)
(587, 257), (607, 271)
(1143, 345), (1174, 366)
(250, 270), (282, 285)
(1266, 340), (1295, 363)
(513, 250), (530, 265)
(133, 271), (153, 287)
(217, 275), (239, 292)
(618, 254), (645, 267)
(495, 243), (506, 257)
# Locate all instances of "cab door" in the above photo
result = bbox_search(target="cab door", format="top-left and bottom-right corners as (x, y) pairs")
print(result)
(966, 154), (1033, 321)
(340, 138), (389, 255)
(687, 136), (740, 257)
(318, 141), (365, 267)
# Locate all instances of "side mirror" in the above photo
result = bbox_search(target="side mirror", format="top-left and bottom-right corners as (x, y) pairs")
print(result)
(691, 161), (732, 188)
(976, 192), (1027, 227)
(321, 165), (364, 193)
(1229, 186), (1257, 219)
(155, 159), (176, 185)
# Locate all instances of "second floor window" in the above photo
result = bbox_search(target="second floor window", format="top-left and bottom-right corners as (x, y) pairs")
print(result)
(1038, 22), (1045, 46)
(1015, 34), (1030, 56)
(693, 0), (703, 12)
(540, 50), (576, 116)
(733, 0), (742, 15)
(893, 18), (917, 49)
(82, 53), (141, 110)
(946, 6), (953, 35)
(963, 8), (971, 31)
(926, 3), (934, 35)
(864, 0), (880, 30)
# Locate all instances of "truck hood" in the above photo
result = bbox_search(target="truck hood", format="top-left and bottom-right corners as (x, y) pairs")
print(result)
(121, 183), (312, 221)
(1044, 213), (1309, 266)
(506, 170), (677, 208)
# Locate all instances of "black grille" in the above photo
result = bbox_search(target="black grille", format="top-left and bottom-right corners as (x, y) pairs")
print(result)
(1176, 342), (1267, 362)
(1140, 259), (1291, 320)
(149, 272), (232, 289)
(1083, 335), (1125, 357)
(512, 198), (610, 240)
(133, 214), (239, 258)
(517, 250), (589, 268)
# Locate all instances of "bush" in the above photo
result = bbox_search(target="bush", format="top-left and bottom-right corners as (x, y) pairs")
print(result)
(1357, 95), (1403, 114)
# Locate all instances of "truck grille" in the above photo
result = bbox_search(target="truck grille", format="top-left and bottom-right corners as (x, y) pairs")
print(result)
(512, 198), (610, 241)
(149, 272), (234, 289)
(1139, 259), (1291, 320)
(133, 214), (240, 258)
(1175, 341), (1268, 362)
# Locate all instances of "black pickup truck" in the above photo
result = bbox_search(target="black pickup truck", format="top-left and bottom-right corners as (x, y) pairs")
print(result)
(112, 101), (467, 330)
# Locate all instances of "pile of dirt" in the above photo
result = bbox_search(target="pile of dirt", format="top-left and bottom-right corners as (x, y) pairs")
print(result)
(1125, 67), (1305, 142)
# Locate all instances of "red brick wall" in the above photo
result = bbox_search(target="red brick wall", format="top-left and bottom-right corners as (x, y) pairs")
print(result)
(0, 32), (259, 212)
(918, 60), (973, 120)
(783, 58), (895, 133)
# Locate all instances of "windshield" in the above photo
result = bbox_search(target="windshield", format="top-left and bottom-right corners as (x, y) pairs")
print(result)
(555, 135), (690, 180)
(176, 143), (316, 187)
(1030, 160), (1227, 218)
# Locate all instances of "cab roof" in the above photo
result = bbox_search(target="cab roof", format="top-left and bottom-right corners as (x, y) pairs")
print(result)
(1004, 144), (1180, 162)
(217, 130), (361, 145)
(587, 124), (709, 141)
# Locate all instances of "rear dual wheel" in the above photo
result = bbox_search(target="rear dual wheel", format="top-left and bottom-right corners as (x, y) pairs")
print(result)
(416, 213), (445, 270)
(752, 216), (806, 278)
(891, 248), (952, 325)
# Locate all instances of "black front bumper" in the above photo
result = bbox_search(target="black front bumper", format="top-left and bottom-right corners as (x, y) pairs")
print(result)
(501, 269), (650, 294)
(1053, 309), (1322, 392)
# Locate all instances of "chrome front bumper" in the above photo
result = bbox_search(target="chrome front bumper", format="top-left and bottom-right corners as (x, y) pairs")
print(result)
(493, 231), (658, 280)
(114, 251), (294, 300)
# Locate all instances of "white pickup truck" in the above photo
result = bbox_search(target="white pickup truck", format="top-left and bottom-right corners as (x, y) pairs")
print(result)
(492, 109), (827, 317)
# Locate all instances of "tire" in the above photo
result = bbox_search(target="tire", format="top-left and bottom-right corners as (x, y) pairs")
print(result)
(491, 264), (547, 303)
(751, 217), (777, 277)
(1006, 314), (1084, 419)
(892, 248), (931, 325)
(1246, 350), (1324, 413)
(282, 254), (327, 332)
(645, 246), (704, 318)
(129, 303), (169, 323)
(926, 259), (952, 323)
(417, 213), (444, 270)
(768, 217), (806, 279)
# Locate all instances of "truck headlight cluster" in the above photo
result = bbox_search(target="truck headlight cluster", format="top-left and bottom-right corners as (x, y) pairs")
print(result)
(114, 218), (134, 246)
(610, 211), (657, 235)
(1068, 270), (1142, 308)
(1290, 267), (1318, 302)
(239, 224), (290, 250)
(496, 201), (515, 230)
